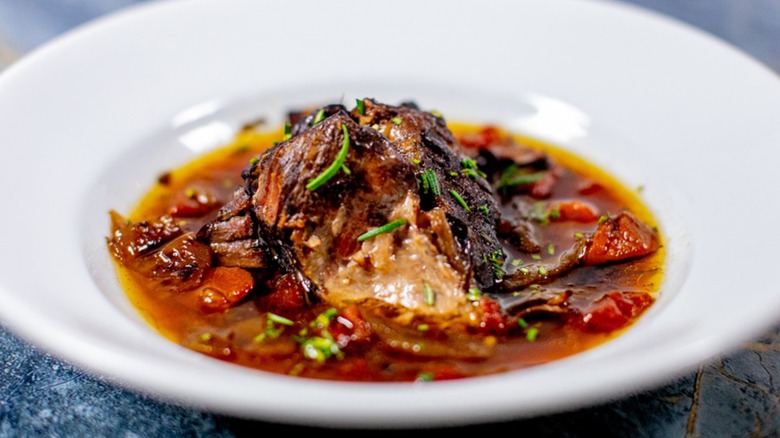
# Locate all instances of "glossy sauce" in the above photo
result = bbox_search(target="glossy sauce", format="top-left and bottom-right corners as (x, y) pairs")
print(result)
(112, 122), (664, 382)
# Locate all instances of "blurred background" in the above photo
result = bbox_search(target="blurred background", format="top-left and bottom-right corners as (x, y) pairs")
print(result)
(0, 1), (778, 436)
(1, 0), (779, 72)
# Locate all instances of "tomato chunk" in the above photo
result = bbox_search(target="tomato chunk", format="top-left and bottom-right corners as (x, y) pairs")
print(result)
(457, 125), (504, 150)
(584, 211), (660, 265)
(549, 200), (600, 223)
(576, 291), (654, 332)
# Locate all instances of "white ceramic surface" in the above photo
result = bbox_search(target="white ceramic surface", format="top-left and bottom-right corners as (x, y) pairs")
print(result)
(0, 0), (779, 428)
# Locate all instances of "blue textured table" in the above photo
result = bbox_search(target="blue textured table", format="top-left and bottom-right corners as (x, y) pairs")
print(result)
(1, 1), (779, 436)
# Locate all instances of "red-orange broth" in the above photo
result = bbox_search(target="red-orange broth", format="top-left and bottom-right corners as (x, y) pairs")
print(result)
(108, 117), (663, 382)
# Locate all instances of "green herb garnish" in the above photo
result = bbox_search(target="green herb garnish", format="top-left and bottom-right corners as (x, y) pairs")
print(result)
(300, 336), (342, 362)
(449, 189), (471, 212)
(423, 282), (435, 306)
(416, 372), (434, 382)
(268, 312), (294, 326)
(461, 158), (478, 169)
(356, 218), (408, 242)
(283, 122), (292, 141)
(391, 116), (402, 125)
(305, 124), (350, 191)
(498, 163), (545, 190)
(356, 99), (365, 115)
(487, 250), (506, 279)
(313, 108), (326, 125)
(420, 169), (441, 196)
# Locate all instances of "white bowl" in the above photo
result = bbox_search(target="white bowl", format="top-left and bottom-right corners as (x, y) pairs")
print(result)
(1, 0), (779, 428)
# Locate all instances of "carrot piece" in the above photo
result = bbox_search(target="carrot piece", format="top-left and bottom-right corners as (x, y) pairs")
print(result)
(197, 266), (254, 313)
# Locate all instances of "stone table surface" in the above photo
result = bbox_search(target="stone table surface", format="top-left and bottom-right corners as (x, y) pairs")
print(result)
(1, 1), (779, 436)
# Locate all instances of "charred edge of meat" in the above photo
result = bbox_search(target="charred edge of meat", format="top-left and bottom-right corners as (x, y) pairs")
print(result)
(289, 104), (348, 137)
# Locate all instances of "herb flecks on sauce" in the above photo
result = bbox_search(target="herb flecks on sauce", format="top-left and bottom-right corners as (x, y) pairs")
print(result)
(106, 100), (663, 382)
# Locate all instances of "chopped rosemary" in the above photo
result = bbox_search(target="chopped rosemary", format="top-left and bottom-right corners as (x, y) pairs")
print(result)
(549, 205), (561, 220)
(547, 244), (555, 255)
(300, 336), (342, 362)
(356, 99), (365, 115)
(268, 312), (294, 326)
(498, 163), (545, 190)
(461, 158), (478, 169)
(487, 250), (506, 279)
(311, 307), (338, 329)
(478, 205), (490, 215)
(416, 372), (434, 382)
(313, 108), (326, 124)
(527, 202), (555, 225)
(423, 282), (435, 306)
(517, 318), (528, 329)
(305, 124), (350, 191)
(538, 266), (548, 276)
(420, 169), (441, 196)
(449, 189), (471, 212)
(461, 168), (480, 179)
(356, 218), (408, 242)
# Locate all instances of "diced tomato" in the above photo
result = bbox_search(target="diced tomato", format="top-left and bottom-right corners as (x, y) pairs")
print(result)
(549, 200), (600, 223)
(475, 297), (510, 334)
(583, 211), (660, 265)
(257, 272), (309, 312)
(575, 291), (654, 332)
(529, 169), (558, 199)
(576, 179), (604, 196)
(420, 365), (468, 381)
(457, 125), (504, 150)
(168, 188), (219, 217)
(330, 304), (373, 346)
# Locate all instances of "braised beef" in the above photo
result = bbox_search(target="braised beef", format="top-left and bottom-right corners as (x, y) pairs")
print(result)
(107, 98), (665, 381)
(199, 99), (505, 325)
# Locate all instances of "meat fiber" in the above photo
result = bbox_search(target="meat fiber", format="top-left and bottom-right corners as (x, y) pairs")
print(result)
(198, 99), (504, 326)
